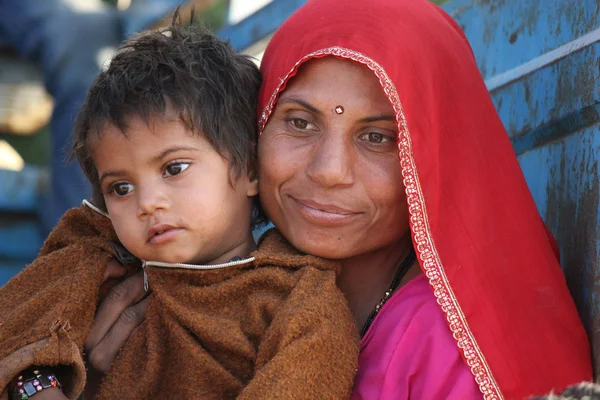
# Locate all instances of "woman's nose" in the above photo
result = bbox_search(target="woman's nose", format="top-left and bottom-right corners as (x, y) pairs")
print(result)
(305, 131), (354, 187)
(136, 184), (170, 218)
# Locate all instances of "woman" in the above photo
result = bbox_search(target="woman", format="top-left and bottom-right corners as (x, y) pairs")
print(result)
(85, 0), (592, 398)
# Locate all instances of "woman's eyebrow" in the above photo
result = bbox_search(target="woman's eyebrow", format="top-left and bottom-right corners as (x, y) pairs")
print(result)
(359, 115), (396, 123)
(277, 97), (322, 115)
(277, 97), (394, 124)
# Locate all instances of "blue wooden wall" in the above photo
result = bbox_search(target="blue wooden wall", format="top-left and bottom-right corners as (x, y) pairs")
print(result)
(1, 0), (599, 373)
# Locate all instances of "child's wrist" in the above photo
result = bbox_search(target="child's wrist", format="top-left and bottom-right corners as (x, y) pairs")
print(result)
(9, 367), (63, 400)
(17, 388), (67, 400)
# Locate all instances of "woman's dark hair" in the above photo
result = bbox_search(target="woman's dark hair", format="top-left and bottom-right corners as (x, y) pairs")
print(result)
(72, 20), (266, 226)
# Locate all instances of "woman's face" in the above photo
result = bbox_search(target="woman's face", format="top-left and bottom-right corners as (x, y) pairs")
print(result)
(258, 57), (409, 259)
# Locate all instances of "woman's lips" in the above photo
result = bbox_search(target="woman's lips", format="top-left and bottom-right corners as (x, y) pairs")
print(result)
(289, 197), (362, 225)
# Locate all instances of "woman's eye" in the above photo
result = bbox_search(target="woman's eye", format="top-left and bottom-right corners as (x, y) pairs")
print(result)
(360, 132), (394, 144)
(112, 183), (134, 197)
(164, 162), (190, 177)
(289, 118), (315, 130)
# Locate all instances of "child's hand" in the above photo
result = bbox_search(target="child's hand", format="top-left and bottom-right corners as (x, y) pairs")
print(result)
(102, 256), (127, 282)
(84, 259), (149, 373)
(83, 259), (149, 398)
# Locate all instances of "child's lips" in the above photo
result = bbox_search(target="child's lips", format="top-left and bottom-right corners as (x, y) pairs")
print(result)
(147, 224), (184, 245)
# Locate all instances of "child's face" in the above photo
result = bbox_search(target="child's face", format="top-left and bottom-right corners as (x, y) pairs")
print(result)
(91, 112), (259, 265)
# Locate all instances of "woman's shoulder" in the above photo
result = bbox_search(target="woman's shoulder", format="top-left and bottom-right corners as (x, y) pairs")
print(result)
(360, 273), (470, 379)
(355, 274), (482, 399)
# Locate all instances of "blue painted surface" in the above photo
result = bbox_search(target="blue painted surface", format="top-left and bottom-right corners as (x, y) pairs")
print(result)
(444, 0), (600, 79)
(0, 166), (45, 281)
(519, 125), (600, 371)
(491, 40), (599, 155)
(218, 0), (308, 51)
(0, 218), (43, 260)
(0, 166), (47, 213)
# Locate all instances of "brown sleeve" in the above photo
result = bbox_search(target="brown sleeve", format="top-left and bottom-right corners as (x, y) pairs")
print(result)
(237, 267), (360, 400)
(0, 207), (117, 400)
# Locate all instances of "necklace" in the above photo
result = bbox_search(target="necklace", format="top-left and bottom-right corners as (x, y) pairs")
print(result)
(360, 248), (417, 338)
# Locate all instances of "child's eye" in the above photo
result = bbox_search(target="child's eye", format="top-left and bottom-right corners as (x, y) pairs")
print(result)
(112, 183), (135, 197)
(164, 162), (190, 177)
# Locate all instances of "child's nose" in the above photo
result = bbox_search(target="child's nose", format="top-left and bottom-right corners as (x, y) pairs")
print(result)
(136, 185), (170, 218)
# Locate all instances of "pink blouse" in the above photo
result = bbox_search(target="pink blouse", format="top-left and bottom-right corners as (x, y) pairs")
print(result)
(351, 274), (483, 400)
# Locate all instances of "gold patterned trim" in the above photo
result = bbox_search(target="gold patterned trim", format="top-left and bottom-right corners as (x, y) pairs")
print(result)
(258, 46), (503, 400)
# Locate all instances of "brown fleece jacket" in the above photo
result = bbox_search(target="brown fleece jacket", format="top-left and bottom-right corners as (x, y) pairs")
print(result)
(0, 206), (360, 399)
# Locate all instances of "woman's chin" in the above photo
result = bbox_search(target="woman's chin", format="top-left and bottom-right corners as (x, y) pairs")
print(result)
(288, 234), (356, 260)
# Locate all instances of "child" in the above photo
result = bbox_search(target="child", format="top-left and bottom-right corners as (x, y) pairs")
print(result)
(0, 23), (359, 400)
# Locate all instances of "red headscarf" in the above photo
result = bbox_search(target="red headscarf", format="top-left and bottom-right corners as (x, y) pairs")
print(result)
(257, 0), (592, 398)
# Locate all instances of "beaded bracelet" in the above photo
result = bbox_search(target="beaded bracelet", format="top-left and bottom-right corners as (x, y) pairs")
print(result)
(11, 368), (61, 400)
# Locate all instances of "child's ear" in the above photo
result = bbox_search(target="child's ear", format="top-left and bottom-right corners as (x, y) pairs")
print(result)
(246, 176), (259, 197)
(245, 166), (259, 197)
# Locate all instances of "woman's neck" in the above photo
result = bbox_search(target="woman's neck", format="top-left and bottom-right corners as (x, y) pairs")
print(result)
(337, 237), (420, 332)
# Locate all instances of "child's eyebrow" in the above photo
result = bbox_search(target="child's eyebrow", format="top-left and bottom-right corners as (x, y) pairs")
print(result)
(151, 146), (200, 164)
(99, 170), (127, 185)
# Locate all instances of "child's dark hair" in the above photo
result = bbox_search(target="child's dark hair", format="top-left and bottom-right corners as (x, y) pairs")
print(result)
(532, 382), (600, 400)
(72, 19), (266, 226)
